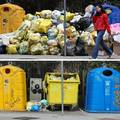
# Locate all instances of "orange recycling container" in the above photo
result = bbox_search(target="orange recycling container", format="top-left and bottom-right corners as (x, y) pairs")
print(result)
(0, 3), (25, 34)
(0, 65), (27, 111)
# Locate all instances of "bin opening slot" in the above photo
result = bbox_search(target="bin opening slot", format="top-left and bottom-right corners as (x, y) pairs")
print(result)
(5, 68), (10, 74)
(64, 75), (76, 80)
(49, 74), (76, 80)
(103, 70), (112, 76)
(3, 7), (9, 12)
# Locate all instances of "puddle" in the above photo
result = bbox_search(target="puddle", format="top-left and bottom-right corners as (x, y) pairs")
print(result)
(13, 117), (39, 120)
(99, 118), (120, 120)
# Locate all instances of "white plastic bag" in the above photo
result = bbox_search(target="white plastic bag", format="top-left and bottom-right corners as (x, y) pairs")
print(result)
(70, 15), (82, 23)
(52, 10), (61, 19)
(103, 31), (109, 41)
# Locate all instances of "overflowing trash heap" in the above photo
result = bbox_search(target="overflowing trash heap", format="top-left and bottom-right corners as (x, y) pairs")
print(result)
(0, 4), (120, 56)
(103, 4), (120, 42)
(0, 6), (95, 55)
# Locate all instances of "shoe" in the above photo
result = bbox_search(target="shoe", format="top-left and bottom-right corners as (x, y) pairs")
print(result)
(89, 56), (92, 59)
(89, 56), (98, 59)
(107, 52), (116, 58)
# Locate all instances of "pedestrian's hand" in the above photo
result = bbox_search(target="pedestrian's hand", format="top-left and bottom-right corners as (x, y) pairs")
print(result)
(109, 34), (112, 38)
(109, 32), (112, 37)
(109, 34), (114, 42)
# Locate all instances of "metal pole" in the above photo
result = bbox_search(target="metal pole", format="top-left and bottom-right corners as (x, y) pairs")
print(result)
(61, 61), (64, 113)
(64, 0), (67, 56)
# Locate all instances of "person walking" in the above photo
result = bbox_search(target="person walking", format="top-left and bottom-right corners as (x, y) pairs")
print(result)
(92, 5), (113, 59)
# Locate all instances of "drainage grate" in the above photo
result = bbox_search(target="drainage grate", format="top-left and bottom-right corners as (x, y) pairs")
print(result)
(13, 117), (39, 120)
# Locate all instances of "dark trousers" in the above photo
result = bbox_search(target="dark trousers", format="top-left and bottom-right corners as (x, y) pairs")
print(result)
(92, 30), (112, 59)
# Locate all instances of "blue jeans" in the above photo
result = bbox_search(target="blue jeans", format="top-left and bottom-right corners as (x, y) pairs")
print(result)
(92, 30), (112, 59)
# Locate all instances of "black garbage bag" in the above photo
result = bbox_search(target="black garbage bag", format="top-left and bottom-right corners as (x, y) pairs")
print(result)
(66, 41), (76, 56)
(75, 37), (88, 56)
(71, 17), (92, 31)
(61, 38), (87, 56)
(0, 44), (7, 54)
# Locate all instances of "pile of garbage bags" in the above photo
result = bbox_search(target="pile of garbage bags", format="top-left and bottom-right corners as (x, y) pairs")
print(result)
(0, 8), (96, 55)
(26, 99), (48, 112)
(102, 4), (120, 43)
(2, 4), (120, 55)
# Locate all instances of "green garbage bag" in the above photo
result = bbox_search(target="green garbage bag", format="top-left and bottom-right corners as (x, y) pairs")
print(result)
(41, 45), (49, 55)
(18, 41), (29, 54)
(40, 99), (48, 106)
(30, 43), (43, 55)
(28, 31), (41, 45)
(49, 46), (60, 55)
(40, 36), (48, 44)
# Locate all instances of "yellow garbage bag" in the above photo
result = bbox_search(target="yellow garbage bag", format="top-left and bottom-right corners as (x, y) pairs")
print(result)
(30, 18), (44, 32)
(24, 14), (34, 21)
(60, 12), (75, 22)
(66, 26), (76, 37)
(91, 31), (97, 38)
(7, 44), (18, 54)
(39, 19), (52, 33)
(80, 31), (95, 46)
(66, 26), (79, 41)
(57, 34), (64, 48)
(26, 102), (34, 111)
(37, 10), (52, 19)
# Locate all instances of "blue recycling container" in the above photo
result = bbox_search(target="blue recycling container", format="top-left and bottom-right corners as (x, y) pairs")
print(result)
(85, 67), (120, 112)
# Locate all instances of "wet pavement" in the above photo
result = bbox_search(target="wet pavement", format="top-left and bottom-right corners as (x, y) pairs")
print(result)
(0, 111), (120, 120)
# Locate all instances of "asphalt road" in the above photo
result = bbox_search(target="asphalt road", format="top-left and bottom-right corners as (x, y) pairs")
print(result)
(0, 111), (120, 120)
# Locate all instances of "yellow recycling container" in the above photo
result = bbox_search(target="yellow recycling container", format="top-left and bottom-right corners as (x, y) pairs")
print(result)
(0, 3), (25, 34)
(0, 65), (27, 111)
(43, 73), (80, 106)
